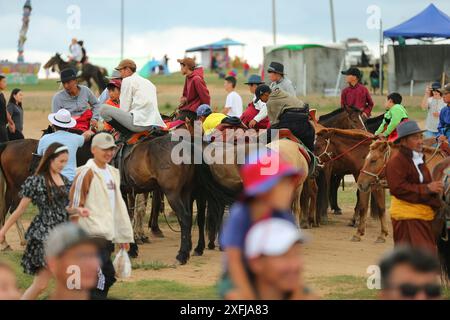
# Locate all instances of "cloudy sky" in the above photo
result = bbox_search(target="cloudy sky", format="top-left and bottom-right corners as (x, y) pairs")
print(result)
(0, 0), (449, 76)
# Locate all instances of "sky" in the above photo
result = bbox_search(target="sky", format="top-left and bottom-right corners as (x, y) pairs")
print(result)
(0, 0), (449, 77)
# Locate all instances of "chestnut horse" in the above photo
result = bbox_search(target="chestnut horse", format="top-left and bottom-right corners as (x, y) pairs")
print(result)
(357, 141), (447, 242)
(314, 128), (389, 242)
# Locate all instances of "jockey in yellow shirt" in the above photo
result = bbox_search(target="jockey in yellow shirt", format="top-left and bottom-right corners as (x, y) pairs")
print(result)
(197, 104), (226, 139)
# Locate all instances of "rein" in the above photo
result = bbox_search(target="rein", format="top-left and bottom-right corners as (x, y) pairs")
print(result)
(360, 144), (392, 185)
(317, 135), (373, 164)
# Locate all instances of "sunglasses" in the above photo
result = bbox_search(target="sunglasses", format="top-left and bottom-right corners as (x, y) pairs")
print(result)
(394, 283), (441, 298)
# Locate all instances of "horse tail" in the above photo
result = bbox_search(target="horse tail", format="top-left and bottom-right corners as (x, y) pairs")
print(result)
(195, 162), (239, 238)
(0, 143), (8, 226)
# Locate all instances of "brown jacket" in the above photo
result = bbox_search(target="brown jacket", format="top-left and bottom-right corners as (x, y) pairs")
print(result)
(386, 146), (441, 209)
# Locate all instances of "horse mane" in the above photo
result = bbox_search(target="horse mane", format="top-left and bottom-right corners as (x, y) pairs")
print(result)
(318, 108), (344, 122)
(366, 113), (385, 126)
(330, 128), (374, 140)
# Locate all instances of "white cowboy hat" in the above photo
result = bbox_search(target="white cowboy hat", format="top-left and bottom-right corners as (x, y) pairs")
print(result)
(48, 109), (77, 128)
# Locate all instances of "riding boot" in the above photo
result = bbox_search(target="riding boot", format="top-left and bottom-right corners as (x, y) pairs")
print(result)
(106, 119), (134, 143)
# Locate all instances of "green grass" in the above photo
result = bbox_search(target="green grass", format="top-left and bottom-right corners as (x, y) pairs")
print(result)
(132, 260), (176, 271)
(109, 279), (218, 300)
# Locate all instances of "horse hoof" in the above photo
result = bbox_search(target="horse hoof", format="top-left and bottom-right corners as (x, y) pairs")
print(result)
(375, 237), (386, 244)
(0, 245), (12, 252)
(300, 222), (308, 229)
(347, 220), (356, 227)
(351, 235), (362, 242)
(141, 236), (151, 244)
(207, 243), (216, 250)
(333, 210), (343, 215)
(176, 253), (189, 265)
(151, 230), (165, 238)
(134, 238), (143, 245)
(193, 249), (203, 257)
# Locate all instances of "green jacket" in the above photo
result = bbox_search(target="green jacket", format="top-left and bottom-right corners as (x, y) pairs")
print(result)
(375, 104), (409, 136)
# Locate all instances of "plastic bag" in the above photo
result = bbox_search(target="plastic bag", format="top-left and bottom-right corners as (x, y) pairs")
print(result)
(113, 248), (132, 278)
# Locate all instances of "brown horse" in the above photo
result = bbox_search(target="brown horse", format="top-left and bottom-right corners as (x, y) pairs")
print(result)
(357, 141), (447, 242)
(314, 128), (389, 242)
(43, 53), (108, 92)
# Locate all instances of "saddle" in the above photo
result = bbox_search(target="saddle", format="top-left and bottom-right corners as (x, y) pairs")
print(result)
(213, 117), (249, 144)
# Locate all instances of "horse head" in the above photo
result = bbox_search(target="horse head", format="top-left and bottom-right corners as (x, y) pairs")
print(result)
(314, 128), (335, 164)
(357, 140), (391, 192)
(344, 105), (367, 131)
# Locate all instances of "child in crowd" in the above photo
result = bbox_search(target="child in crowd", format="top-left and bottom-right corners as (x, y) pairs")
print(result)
(375, 92), (409, 142)
(219, 150), (304, 299)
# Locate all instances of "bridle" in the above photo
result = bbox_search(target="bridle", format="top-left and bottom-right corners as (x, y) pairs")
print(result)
(316, 134), (373, 165)
(360, 144), (392, 185)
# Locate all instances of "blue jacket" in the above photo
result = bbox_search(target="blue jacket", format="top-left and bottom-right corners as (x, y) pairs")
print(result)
(437, 105), (450, 137)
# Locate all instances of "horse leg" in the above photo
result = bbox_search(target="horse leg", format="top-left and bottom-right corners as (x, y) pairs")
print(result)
(0, 189), (14, 251)
(310, 179), (319, 227)
(166, 190), (192, 265)
(316, 169), (329, 224)
(193, 195), (206, 256)
(300, 182), (310, 229)
(329, 174), (343, 215)
(124, 191), (139, 258)
(351, 190), (370, 242)
(134, 193), (150, 243)
(149, 189), (164, 238)
(374, 188), (388, 243)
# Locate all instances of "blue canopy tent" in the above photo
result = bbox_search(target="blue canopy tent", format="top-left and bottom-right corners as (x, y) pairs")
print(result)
(383, 4), (450, 94)
(185, 38), (245, 69)
(384, 3), (450, 40)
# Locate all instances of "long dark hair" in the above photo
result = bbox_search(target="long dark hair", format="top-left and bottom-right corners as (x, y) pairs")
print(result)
(8, 88), (22, 108)
(35, 142), (69, 202)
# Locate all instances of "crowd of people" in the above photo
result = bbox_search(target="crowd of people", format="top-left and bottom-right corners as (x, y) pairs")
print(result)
(0, 54), (449, 301)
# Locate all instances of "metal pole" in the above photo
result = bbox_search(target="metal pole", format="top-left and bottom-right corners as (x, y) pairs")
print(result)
(379, 19), (383, 95)
(329, 0), (336, 43)
(272, 0), (277, 45)
(120, 0), (124, 60)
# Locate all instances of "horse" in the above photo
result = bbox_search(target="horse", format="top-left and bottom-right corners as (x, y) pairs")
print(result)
(356, 140), (447, 242)
(43, 53), (108, 92)
(314, 128), (389, 242)
(432, 157), (450, 281)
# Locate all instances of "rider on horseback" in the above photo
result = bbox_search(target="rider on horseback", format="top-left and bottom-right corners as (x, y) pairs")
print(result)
(99, 59), (166, 142)
(68, 38), (83, 71)
(375, 92), (409, 142)
(341, 67), (374, 120)
(240, 84), (270, 130)
(52, 68), (101, 132)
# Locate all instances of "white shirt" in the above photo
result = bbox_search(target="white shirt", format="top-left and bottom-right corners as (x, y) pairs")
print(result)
(225, 91), (243, 117)
(98, 166), (116, 215)
(253, 97), (268, 123)
(425, 97), (446, 132)
(69, 43), (83, 62)
(412, 151), (424, 183)
(120, 73), (166, 128)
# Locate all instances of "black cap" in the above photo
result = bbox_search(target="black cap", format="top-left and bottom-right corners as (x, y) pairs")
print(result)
(267, 62), (285, 75)
(255, 84), (272, 103)
(341, 67), (362, 79)
(58, 68), (79, 83)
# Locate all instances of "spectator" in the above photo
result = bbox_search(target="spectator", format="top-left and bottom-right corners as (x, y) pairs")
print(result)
(369, 63), (380, 95)
(38, 109), (93, 183)
(244, 74), (265, 97)
(386, 121), (443, 254)
(100, 59), (166, 140)
(98, 70), (122, 104)
(437, 84), (450, 145)
(267, 62), (296, 97)
(219, 150), (304, 299)
(45, 223), (102, 300)
(177, 57), (211, 120)
(7, 88), (24, 140)
(341, 67), (374, 119)
(0, 143), (78, 300)
(238, 218), (313, 300)
(379, 246), (441, 300)
(0, 261), (21, 300)
(103, 79), (122, 132)
(222, 76), (243, 117)
(69, 132), (134, 299)
(375, 92), (408, 142)
(421, 83), (446, 139)
(240, 84), (270, 130)
(243, 60), (250, 78)
(0, 75), (16, 143)
(52, 68), (101, 132)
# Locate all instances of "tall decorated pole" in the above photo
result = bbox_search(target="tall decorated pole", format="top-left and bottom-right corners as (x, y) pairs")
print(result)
(18, 0), (32, 63)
